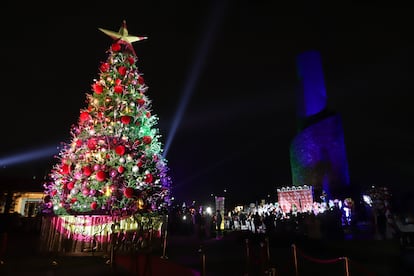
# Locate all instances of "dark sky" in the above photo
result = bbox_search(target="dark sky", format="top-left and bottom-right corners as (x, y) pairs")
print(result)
(1, 2), (414, 208)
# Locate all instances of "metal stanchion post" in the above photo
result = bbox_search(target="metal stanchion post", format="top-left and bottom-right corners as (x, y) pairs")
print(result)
(108, 243), (114, 267)
(268, 267), (277, 276)
(161, 228), (168, 259)
(264, 237), (277, 276)
(292, 244), (298, 276)
(161, 214), (168, 259)
(265, 237), (270, 263)
(245, 238), (250, 274)
(342, 257), (350, 276)
(198, 245), (206, 276)
(260, 241), (266, 274)
(0, 232), (7, 265)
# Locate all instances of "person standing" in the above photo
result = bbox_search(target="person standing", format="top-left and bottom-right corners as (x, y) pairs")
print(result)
(215, 210), (223, 239)
(253, 212), (262, 233)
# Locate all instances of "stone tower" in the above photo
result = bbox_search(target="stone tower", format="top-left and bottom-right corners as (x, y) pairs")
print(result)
(290, 50), (350, 199)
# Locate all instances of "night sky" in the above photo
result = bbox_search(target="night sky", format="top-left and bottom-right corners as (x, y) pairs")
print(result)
(1, 2), (413, 209)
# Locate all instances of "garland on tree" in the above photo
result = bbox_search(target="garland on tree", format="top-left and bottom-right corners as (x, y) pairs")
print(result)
(43, 21), (172, 216)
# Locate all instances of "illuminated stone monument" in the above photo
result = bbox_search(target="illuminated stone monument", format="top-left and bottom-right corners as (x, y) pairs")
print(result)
(290, 50), (350, 199)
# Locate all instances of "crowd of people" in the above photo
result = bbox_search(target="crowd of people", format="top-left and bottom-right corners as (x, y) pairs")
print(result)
(166, 201), (348, 241)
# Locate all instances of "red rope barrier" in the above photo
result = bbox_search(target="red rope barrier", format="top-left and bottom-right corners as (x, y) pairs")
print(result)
(292, 244), (378, 276)
(295, 246), (343, 264)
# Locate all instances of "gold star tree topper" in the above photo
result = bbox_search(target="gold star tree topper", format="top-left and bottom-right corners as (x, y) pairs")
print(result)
(99, 20), (147, 56)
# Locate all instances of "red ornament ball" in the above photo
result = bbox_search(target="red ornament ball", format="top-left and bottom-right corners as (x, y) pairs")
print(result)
(117, 166), (125, 174)
(96, 170), (107, 181)
(121, 115), (131, 124)
(67, 182), (75, 190)
(92, 83), (103, 94)
(61, 163), (71, 175)
(142, 136), (152, 145)
(87, 138), (97, 150)
(114, 85), (123, 94)
(124, 187), (135, 198)
(118, 66), (127, 76)
(83, 166), (92, 176)
(100, 62), (110, 72)
(137, 98), (145, 106)
(90, 201), (98, 210)
(80, 111), (91, 123)
(128, 57), (135, 65)
(138, 75), (145, 85)
(76, 139), (83, 147)
(115, 145), (126, 156)
(144, 173), (153, 183)
(111, 42), (121, 52)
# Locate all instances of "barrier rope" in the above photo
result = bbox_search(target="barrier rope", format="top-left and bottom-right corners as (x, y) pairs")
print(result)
(292, 244), (378, 276)
(295, 246), (343, 264)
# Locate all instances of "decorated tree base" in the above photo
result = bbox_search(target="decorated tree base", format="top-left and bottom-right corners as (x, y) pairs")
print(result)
(39, 213), (166, 256)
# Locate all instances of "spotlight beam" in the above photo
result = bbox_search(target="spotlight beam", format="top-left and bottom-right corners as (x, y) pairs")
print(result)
(163, 0), (227, 158)
(0, 145), (59, 168)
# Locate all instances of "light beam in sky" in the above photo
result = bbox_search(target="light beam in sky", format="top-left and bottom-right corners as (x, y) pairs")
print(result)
(163, 0), (227, 158)
(0, 145), (59, 168)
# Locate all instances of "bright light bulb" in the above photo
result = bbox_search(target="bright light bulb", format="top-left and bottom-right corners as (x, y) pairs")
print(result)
(206, 207), (212, 215)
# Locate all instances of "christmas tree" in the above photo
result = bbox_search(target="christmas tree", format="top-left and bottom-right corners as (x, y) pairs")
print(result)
(43, 21), (172, 217)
